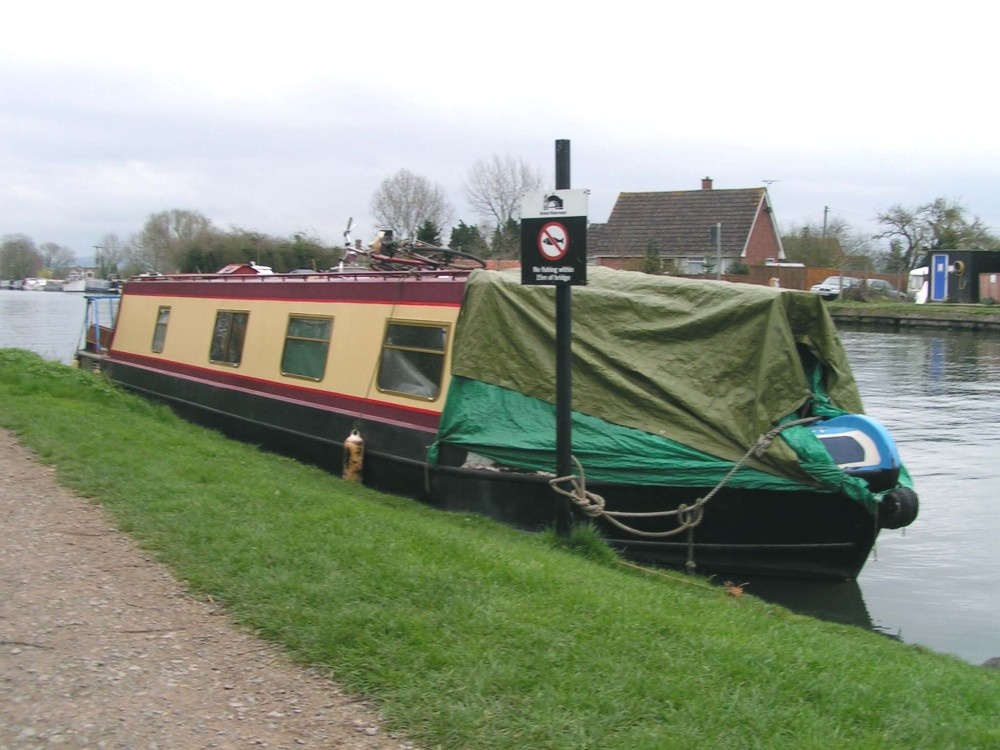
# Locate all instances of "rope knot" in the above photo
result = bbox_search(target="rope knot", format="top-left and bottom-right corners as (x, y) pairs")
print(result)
(677, 502), (704, 528)
(576, 491), (605, 517)
(549, 459), (606, 517)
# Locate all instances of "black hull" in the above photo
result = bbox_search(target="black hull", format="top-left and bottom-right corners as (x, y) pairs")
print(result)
(425, 464), (877, 580)
(100, 358), (437, 469)
(92, 357), (879, 580)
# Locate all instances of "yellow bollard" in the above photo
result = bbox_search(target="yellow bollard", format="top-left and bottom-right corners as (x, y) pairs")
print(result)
(342, 428), (365, 482)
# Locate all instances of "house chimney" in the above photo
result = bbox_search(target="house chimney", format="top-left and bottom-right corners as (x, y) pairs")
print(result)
(701, 176), (713, 190)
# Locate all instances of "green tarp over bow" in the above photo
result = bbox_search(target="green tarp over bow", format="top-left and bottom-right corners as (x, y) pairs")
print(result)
(432, 267), (879, 503)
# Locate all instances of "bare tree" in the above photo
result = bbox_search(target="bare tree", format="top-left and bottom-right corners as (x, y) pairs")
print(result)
(38, 242), (76, 276)
(783, 215), (889, 271)
(875, 198), (996, 271)
(370, 169), (453, 240)
(95, 233), (127, 278)
(782, 222), (846, 268)
(0, 234), (42, 279)
(873, 206), (931, 272)
(921, 198), (995, 250)
(126, 209), (214, 273)
(463, 154), (545, 228)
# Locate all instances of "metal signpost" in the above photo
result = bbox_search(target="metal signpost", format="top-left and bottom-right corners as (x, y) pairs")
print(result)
(520, 140), (588, 533)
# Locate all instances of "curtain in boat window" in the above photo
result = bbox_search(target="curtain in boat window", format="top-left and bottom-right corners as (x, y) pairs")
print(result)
(209, 311), (249, 366)
(281, 316), (332, 380)
(151, 306), (170, 353)
(377, 322), (447, 399)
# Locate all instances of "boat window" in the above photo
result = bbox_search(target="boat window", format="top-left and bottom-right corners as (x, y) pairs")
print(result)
(376, 321), (448, 400)
(281, 315), (333, 381)
(151, 306), (170, 353)
(209, 310), (249, 367)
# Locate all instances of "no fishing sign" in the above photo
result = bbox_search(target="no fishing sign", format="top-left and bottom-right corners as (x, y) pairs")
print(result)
(520, 189), (588, 286)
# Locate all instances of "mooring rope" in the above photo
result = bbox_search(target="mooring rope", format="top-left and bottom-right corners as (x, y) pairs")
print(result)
(548, 417), (821, 541)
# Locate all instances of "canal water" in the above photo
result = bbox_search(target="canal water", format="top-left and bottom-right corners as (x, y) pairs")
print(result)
(0, 289), (88, 363)
(1, 289), (997, 665)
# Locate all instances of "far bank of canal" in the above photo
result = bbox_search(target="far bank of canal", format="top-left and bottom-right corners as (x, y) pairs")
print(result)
(828, 302), (1000, 331)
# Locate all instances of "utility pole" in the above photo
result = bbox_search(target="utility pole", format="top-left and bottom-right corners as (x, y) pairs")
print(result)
(714, 222), (722, 280)
(823, 206), (829, 238)
(709, 223), (722, 279)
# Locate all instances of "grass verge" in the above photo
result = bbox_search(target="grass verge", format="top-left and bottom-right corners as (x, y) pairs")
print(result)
(828, 299), (1000, 317)
(1, 349), (997, 749)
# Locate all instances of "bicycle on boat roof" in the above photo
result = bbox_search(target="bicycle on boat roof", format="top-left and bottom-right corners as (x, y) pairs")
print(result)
(340, 218), (487, 272)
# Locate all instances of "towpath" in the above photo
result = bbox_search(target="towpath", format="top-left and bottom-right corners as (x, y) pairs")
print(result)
(0, 429), (417, 749)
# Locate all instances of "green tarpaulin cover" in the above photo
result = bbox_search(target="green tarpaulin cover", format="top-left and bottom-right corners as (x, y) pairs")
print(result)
(432, 268), (894, 508)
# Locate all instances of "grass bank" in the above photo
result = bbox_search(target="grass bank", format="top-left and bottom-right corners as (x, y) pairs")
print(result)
(828, 300), (1000, 317)
(1, 349), (997, 749)
(827, 300), (1000, 331)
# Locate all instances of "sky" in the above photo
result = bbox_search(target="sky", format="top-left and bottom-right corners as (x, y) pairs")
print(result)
(3, 1), (998, 261)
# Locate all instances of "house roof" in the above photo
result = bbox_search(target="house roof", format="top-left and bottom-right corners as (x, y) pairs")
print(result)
(216, 262), (274, 275)
(590, 187), (773, 258)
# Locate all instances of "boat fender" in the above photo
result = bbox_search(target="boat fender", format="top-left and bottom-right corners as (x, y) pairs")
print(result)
(878, 487), (919, 530)
(342, 428), (365, 483)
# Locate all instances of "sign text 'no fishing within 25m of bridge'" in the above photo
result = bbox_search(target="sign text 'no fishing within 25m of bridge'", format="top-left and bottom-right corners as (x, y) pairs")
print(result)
(520, 189), (588, 286)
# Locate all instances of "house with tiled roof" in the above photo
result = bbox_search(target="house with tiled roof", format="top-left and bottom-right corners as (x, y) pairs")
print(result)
(588, 178), (785, 274)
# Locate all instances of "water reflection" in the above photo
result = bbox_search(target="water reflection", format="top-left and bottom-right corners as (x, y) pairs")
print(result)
(741, 576), (877, 630)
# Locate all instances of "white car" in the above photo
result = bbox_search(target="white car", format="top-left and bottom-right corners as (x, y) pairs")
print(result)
(810, 276), (861, 300)
(862, 278), (907, 301)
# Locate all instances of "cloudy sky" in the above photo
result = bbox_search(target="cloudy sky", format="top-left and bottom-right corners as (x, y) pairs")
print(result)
(3, 1), (997, 260)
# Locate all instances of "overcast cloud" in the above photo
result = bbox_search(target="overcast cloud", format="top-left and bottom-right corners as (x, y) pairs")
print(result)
(3, 1), (998, 259)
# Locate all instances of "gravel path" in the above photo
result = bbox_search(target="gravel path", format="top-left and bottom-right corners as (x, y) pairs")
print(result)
(0, 430), (417, 749)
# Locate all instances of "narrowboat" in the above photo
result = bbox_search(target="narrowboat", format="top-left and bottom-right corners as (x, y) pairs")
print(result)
(76, 257), (918, 579)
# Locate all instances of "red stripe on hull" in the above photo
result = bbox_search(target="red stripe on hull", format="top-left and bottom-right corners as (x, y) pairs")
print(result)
(122, 275), (468, 306)
(109, 350), (442, 433)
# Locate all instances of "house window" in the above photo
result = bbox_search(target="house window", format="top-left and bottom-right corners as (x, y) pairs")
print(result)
(151, 306), (170, 353)
(376, 321), (448, 400)
(209, 310), (249, 367)
(281, 315), (332, 381)
(684, 257), (706, 274)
